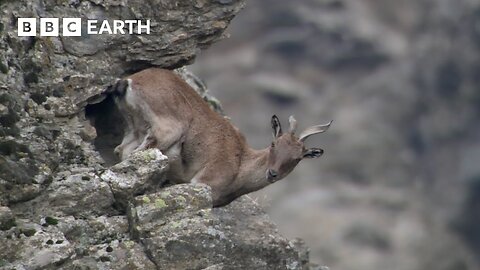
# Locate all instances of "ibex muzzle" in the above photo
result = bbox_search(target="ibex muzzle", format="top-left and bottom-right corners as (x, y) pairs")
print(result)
(111, 68), (332, 206)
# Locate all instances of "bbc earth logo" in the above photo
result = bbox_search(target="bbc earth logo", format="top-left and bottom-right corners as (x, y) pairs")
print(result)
(17, 18), (151, 37)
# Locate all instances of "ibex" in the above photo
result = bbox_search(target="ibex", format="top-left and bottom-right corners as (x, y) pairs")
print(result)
(111, 68), (331, 207)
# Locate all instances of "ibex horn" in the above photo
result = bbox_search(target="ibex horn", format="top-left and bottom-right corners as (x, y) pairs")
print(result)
(298, 120), (332, 142)
(289, 115), (297, 134)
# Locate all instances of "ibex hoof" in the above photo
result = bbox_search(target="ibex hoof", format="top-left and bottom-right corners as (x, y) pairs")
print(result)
(113, 145), (122, 156)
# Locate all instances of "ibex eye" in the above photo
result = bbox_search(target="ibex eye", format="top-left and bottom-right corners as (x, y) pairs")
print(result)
(271, 142), (275, 147)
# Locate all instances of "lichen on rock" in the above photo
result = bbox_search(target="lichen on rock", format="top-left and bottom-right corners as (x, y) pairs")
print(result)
(130, 184), (306, 269)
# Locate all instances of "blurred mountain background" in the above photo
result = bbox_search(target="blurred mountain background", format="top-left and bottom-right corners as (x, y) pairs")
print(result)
(191, 0), (480, 269)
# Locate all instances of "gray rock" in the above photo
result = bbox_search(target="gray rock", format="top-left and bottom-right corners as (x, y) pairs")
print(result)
(129, 184), (305, 269)
(15, 173), (116, 219)
(0, 0), (245, 117)
(0, 220), (74, 269)
(60, 240), (156, 270)
(101, 148), (169, 208)
(0, 206), (15, 231)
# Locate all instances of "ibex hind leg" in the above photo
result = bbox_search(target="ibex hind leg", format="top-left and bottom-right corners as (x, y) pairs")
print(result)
(118, 138), (141, 160)
(114, 116), (136, 157)
(132, 129), (157, 153)
(113, 78), (143, 159)
(150, 118), (185, 153)
(118, 126), (156, 158)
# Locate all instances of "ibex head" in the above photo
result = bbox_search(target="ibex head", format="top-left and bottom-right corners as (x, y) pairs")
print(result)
(266, 115), (332, 182)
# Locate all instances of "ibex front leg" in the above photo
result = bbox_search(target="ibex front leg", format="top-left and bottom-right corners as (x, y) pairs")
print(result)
(193, 166), (237, 207)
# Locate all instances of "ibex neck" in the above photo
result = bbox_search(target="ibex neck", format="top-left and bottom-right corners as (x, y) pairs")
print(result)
(236, 147), (271, 196)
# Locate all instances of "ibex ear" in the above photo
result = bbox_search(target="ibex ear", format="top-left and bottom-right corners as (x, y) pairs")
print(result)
(271, 115), (283, 138)
(303, 148), (324, 159)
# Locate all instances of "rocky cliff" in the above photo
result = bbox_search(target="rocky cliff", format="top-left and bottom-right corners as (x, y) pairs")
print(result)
(0, 0), (315, 269)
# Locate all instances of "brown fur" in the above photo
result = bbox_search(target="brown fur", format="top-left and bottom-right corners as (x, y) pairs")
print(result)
(113, 68), (330, 206)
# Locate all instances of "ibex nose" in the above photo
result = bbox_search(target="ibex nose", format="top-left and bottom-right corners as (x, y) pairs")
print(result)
(267, 169), (278, 180)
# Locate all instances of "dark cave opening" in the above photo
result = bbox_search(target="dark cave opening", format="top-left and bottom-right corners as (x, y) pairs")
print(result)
(85, 94), (125, 166)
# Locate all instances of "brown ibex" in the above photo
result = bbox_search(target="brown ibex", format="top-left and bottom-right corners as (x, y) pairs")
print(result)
(111, 68), (331, 206)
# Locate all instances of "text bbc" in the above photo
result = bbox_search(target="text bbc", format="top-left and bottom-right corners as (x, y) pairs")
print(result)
(17, 18), (151, 36)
